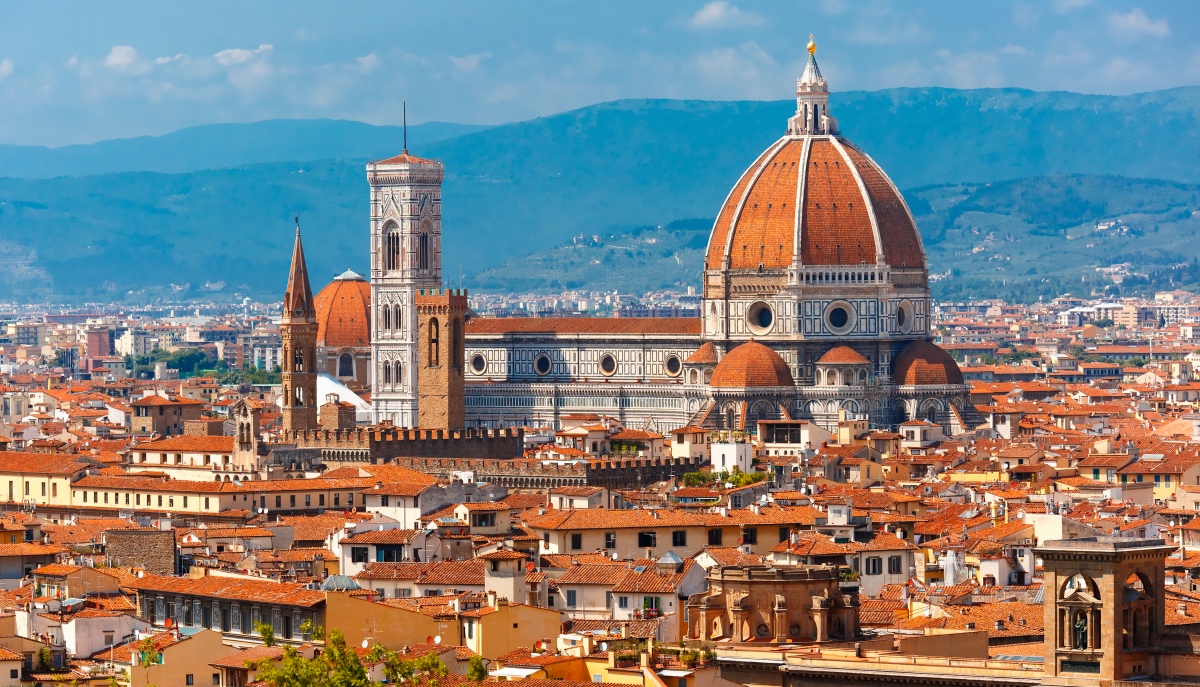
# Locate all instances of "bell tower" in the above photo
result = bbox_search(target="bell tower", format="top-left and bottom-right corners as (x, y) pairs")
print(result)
(367, 142), (445, 427)
(1038, 537), (1171, 685)
(281, 222), (318, 433)
(416, 289), (467, 430)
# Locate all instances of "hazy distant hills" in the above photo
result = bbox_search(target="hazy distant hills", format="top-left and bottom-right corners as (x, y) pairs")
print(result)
(0, 86), (1198, 302)
(0, 120), (489, 179)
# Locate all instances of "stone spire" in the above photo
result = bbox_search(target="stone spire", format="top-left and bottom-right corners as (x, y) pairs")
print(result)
(280, 218), (319, 433)
(788, 35), (838, 136)
(283, 220), (315, 322)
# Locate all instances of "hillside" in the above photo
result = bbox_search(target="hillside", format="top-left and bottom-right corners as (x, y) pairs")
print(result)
(0, 120), (489, 179)
(1, 87), (1199, 301)
(473, 175), (1200, 302)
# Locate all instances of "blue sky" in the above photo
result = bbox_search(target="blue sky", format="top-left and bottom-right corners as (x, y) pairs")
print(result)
(1, 0), (1196, 146)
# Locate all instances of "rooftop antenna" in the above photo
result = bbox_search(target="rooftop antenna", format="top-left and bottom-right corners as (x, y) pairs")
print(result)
(403, 100), (408, 153)
(295, 215), (300, 235)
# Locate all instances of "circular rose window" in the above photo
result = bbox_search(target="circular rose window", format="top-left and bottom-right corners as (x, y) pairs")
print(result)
(600, 354), (617, 376)
(534, 354), (552, 376)
(470, 354), (487, 374)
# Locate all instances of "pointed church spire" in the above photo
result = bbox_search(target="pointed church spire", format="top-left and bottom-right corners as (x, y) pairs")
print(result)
(283, 216), (315, 321)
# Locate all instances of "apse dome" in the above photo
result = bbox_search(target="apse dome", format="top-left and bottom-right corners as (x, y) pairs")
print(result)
(710, 340), (795, 388)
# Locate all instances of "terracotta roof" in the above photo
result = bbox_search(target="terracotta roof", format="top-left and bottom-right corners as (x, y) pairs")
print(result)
(817, 345), (870, 365)
(466, 318), (700, 336)
(684, 342), (718, 365)
(710, 340), (794, 388)
(341, 529), (421, 545)
(0, 452), (93, 475)
(374, 150), (441, 166)
(706, 137), (922, 270)
(892, 340), (964, 386)
(128, 573), (325, 607)
(315, 274), (372, 348)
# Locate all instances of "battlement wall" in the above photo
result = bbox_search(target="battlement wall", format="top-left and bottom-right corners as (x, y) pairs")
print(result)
(287, 427), (524, 461)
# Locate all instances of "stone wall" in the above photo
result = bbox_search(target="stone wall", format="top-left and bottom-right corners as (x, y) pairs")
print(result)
(393, 454), (702, 489)
(288, 427), (523, 463)
(105, 529), (177, 575)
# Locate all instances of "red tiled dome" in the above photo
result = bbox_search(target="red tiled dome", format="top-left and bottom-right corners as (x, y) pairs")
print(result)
(684, 342), (718, 365)
(314, 271), (371, 349)
(705, 137), (924, 271)
(892, 340), (964, 386)
(817, 345), (870, 365)
(709, 340), (795, 388)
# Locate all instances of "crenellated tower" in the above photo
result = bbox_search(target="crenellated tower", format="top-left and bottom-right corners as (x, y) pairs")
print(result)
(367, 146), (445, 427)
(281, 223), (319, 432)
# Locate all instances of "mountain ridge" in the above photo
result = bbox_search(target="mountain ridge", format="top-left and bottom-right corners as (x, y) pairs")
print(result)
(0, 86), (1198, 301)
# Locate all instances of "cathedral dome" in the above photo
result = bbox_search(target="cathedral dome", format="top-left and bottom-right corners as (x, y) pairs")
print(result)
(891, 340), (964, 386)
(704, 46), (924, 274)
(710, 340), (795, 388)
(704, 138), (924, 272)
(314, 270), (371, 349)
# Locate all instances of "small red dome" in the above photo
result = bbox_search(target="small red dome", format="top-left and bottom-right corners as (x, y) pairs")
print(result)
(314, 271), (371, 348)
(892, 340), (963, 386)
(710, 340), (795, 388)
(816, 345), (870, 365)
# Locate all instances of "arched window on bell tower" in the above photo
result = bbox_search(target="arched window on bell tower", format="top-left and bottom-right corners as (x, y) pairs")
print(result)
(382, 362), (392, 385)
(429, 318), (440, 367)
(418, 231), (430, 271)
(383, 221), (401, 271)
(382, 306), (391, 331)
(451, 319), (461, 370)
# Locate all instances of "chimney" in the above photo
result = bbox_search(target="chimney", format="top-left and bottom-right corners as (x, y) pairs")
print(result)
(621, 621), (630, 638)
(1178, 603), (1188, 616)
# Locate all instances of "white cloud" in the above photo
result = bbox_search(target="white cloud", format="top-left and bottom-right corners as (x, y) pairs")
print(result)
(689, 1), (765, 30)
(1052, 0), (1092, 13)
(1108, 8), (1169, 38)
(356, 53), (380, 74)
(214, 44), (273, 67)
(105, 45), (141, 69)
(449, 52), (492, 72)
(0, 59), (12, 82)
(155, 53), (186, 65)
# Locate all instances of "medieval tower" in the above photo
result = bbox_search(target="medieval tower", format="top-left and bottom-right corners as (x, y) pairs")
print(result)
(416, 289), (467, 430)
(280, 225), (318, 432)
(367, 148), (445, 427)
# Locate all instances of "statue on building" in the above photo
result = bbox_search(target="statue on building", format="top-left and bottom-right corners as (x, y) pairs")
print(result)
(1074, 612), (1088, 650)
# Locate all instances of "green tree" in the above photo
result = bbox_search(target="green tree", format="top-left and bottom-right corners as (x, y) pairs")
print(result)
(324, 630), (371, 687)
(39, 646), (52, 671)
(298, 618), (325, 641)
(139, 637), (160, 687)
(467, 655), (488, 681)
(255, 620), (276, 647)
(253, 646), (328, 687)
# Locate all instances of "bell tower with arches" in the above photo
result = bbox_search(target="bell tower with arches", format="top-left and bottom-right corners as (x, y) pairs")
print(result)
(281, 223), (318, 433)
(1038, 537), (1172, 685)
(366, 145), (444, 427)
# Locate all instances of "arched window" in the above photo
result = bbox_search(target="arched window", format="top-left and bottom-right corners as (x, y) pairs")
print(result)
(395, 362), (403, 386)
(383, 222), (400, 271)
(451, 319), (461, 369)
(293, 347), (304, 372)
(429, 318), (440, 367)
(382, 306), (391, 331)
(382, 362), (392, 385)
(338, 353), (354, 378)
(393, 305), (403, 332)
(418, 231), (430, 271)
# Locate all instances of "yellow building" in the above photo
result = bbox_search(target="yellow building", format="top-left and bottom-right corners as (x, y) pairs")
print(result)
(0, 452), (95, 506)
